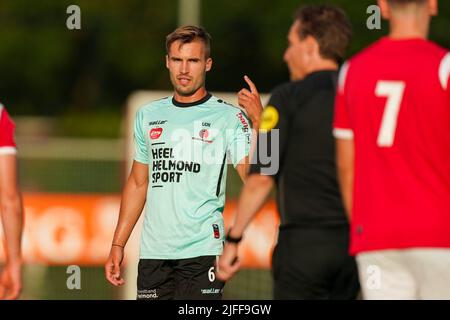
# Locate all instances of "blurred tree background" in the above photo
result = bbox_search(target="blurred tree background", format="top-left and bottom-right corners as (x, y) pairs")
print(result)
(0, 0), (448, 131)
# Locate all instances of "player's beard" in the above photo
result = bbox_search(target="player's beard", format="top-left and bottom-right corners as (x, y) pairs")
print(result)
(171, 73), (206, 97)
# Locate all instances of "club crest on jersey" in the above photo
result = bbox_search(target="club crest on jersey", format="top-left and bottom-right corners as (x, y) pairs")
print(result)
(212, 224), (220, 239)
(192, 128), (213, 143)
(149, 127), (163, 140)
(199, 129), (209, 139)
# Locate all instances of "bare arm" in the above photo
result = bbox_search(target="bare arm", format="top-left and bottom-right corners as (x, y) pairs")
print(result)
(105, 160), (148, 286)
(336, 138), (354, 221)
(111, 161), (149, 247)
(216, 173), (274, 281)
(236, 157), (249, 182)
(0, 155), (23, 265)
(0, 154), (23, 300)
(235, 121), (260, 182)
(236, 75), (263, 182)
(230, 174), (273, 238)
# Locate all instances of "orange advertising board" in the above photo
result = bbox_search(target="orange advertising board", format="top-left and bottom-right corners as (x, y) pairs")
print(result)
(0, 193), (279, 268)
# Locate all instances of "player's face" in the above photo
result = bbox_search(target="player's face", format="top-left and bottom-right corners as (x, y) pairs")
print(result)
(284, 20), (311, 81)
(166, 40), (212, 97)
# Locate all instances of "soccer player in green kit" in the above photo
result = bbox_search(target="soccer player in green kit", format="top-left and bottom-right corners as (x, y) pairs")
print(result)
(105, 26), (262, 300)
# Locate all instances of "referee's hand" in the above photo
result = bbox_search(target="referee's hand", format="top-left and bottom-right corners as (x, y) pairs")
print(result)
(216, 242), (241, 282)
(238, 75), (263, 128)
(105, 246), (125, 286)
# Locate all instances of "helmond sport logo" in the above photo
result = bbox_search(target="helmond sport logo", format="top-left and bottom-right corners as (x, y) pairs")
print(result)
(150, 127), (163, 140)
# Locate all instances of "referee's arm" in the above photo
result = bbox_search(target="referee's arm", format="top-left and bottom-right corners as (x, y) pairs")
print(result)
(216, 173), (273, 282)
(229, 173), (274, 238)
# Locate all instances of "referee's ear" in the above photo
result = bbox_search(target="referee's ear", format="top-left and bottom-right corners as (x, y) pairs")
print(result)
(166, 55), (170, 69)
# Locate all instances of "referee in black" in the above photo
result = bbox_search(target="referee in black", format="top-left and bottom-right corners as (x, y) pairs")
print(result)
(217, 5), (360, 299)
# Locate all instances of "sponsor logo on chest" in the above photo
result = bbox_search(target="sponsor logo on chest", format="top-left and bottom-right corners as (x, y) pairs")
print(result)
(148, 120), (168, 140)
(149, 127), (163, 140)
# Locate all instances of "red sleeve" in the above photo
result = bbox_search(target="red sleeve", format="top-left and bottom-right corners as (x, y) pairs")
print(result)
(333, 61), (354, 140)
(0, 105), (17, 154)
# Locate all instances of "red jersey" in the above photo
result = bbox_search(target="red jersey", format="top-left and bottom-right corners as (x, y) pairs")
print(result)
(333, 37), (450, 255)
(0, 104), (17, 155)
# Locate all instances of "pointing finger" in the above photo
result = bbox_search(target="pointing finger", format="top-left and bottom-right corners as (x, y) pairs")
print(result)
(244, 75), (258, 95)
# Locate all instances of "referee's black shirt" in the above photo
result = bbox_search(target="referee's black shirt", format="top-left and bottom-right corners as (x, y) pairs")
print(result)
(250, 70), (348, 228)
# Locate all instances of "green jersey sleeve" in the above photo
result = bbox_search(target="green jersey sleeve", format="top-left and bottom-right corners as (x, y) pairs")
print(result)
(134, 108), (149, 164)
(227, 110), (252, 168)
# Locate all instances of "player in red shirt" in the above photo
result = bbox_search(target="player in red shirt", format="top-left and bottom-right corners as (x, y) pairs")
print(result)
(334, 0), (450, 299)
(0, 104), (23, 300)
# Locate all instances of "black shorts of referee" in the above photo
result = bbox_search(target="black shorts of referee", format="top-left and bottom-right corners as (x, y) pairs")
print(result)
(272, 225), (359, 300)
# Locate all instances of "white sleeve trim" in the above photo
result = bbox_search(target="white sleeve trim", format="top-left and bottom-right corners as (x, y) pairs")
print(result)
(439, 53), (450, 90)
(338, 61), (350, 94)
(0, 147), (17, 155)
(333, 128), (354, 140)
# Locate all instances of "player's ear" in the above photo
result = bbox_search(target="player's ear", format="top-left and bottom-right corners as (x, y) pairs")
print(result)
(378, 0), (391, 20)
(428, 0), (438, 16)
(304, 36), (317, 58)
(166, 55), (170, 69)
(206, 57), (212, 72)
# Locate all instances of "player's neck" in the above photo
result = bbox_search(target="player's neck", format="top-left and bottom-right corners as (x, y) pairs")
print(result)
(308, 60), (339, 75)
(173, 87), (208, 104)
(388, 16), (429, 40)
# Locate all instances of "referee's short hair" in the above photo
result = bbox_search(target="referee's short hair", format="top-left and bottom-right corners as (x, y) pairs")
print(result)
(166, 25), (212, 59)
(295, 5), (352, 63)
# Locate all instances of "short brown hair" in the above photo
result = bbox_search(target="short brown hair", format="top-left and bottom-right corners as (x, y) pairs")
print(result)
(166, 25), (212, 58)
(387, 0), (427, 5)
(295, 5), (352, 63)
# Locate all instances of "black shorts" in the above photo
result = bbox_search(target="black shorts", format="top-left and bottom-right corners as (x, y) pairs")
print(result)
(137, 255), (225, 300)
(272, 225), (360, 300)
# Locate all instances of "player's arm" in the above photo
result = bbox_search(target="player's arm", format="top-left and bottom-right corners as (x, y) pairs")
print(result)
(333, 61), (354, 221)
(105, 160), (148, 286)
(216, 173), (273, 281)
(0, 153), (23, 300)
(238, 75), (262, 130)
(336, 138), (354, 220)
(235, 157), (249, 182)
(235, 75), (263, 182)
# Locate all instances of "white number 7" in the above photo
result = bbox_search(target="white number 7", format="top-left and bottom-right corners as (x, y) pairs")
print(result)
(375, 81), (405, 147)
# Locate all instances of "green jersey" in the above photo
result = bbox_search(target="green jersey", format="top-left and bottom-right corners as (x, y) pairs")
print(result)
(134, 93), (252, 259)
